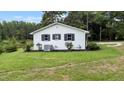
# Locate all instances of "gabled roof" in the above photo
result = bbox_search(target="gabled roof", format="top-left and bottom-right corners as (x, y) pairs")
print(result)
(30, 22), (89, 34)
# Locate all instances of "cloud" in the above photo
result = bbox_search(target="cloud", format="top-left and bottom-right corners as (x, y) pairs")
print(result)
(13, 16), (41, 23)
(26, 16), (40, 21)
(25, 16), (41, 23)
(13, 16), (23, 21)
(14, 16), (23, 19)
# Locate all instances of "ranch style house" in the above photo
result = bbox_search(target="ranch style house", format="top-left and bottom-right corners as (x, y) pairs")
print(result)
(30, 22), (89, 51)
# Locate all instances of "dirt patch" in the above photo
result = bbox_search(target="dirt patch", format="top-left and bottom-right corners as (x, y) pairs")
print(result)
(47, 69), (55, 75)
(91, 56), (124, 73)
(97, 42), (123, 47)
(88, 63), (118, 74)
(118, 56), (124, 62)
(62, 75), (70, 80)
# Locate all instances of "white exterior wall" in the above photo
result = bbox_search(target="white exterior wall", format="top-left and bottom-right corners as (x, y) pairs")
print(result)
(33, 24), (86, 50)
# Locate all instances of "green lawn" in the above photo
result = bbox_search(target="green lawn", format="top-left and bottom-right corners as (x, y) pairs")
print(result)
(0, 45), (123, 80)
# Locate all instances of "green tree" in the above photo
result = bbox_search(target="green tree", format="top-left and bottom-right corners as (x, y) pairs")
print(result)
(0, 21), (39, 41)
(41, 11), (67, 27)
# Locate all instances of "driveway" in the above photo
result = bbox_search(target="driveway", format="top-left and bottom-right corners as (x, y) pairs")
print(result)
(96, 41), (124, 47)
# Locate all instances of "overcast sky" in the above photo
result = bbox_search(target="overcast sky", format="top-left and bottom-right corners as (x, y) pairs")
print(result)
(0, 11), (43, 23)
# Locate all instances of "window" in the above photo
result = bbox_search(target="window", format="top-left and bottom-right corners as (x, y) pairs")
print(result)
(53, 34), (61, 40)
(42, 34), (50, 41)
(64, 34), (75, 41)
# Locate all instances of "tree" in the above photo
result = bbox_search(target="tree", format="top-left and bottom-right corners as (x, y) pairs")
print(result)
(110, 11), (124, 40)
(64, 11), (97, 41)
(0, 23), (2, 41)
(0, 21), (39, 41)
(92, 12), (108, 41)
(64, 11), (86, 29)
(41, 11), (67, 27)
(115, 22), (124, 40)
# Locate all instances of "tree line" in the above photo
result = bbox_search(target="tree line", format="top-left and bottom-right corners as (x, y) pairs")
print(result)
(0, 21), (40, 41)
(41, 11), (124, 41)
(0, 11), (124, 41)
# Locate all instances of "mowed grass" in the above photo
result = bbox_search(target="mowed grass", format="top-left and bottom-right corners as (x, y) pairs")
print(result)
(0, 45), (122, 80)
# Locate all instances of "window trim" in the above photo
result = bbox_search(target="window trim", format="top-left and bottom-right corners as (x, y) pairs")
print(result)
(64, 33), (75, 41)
(53, 34), (61, 40)
(41, 34), (50, 41)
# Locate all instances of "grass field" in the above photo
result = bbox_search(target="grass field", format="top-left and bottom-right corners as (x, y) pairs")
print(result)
(0, 45), (123, 80)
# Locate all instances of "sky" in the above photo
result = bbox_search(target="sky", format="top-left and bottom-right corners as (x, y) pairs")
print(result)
(0, 11), (43, 23)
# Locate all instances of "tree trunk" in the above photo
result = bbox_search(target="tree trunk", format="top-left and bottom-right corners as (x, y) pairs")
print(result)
(99, 26), (102, 41)
(109, 30), (112, 41)
(86, 12), (89, 31)
(109, 33), (111, 41)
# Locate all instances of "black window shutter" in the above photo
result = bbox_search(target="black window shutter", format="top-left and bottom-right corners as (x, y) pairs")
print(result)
(53, 34), (55, 40)
(64, 34), (67, 41)
(48, 35), (50, 41)
(42, 35), (44, 41)
(59, 34), (61, 39)
(72, 34), (75, 41)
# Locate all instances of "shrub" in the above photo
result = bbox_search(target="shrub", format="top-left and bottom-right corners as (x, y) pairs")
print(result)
(19, 40), (27, 48)
(0, 46), (3, 54)
(65, 42), (73, 50)
(24, 40), (33, 52)
(86, 42), (100, 51)
(5, 44), (17, 52)
(1, 38), (17, 53)
(25, 44), (31, 52)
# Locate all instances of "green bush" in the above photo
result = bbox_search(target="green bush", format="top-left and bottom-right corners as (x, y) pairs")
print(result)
(0, 46), (3, 54)
(24, 40), (33, 52)
(86, 42), (100, 51)
(25, 44), (31, 52)
(1, 38), (17, 53)
(65, 42), (73, 50)
(5, 44), (17, 53)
